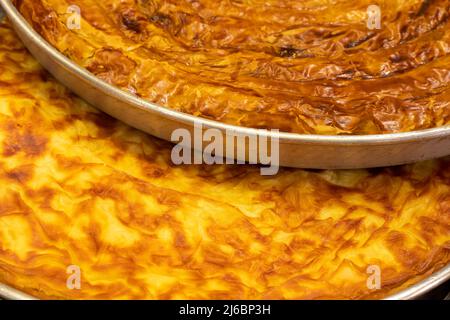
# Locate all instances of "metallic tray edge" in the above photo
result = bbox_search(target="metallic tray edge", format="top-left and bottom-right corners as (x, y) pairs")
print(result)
(0, 283), (36, 300)
(384, 264), (450, 300)
(1, 0), (450, 169)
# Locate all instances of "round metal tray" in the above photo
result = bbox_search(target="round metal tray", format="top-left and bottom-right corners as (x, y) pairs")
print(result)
(1, 0), (450, 170)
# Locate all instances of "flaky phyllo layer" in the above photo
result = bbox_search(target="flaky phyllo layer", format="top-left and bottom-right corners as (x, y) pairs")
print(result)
(0, 20), (449, 299)
(14, 0), (450, 134)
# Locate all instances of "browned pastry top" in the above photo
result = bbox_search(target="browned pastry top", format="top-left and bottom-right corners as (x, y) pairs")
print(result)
(0, 20), (449, 299)
(14, 0), (450, 134)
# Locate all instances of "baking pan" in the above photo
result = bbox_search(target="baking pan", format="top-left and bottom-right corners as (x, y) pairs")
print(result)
(1, 0), (450, 170)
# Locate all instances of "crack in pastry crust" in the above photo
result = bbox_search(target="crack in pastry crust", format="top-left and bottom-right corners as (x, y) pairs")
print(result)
(13, 0), (450, 134)
(0, 20), (449, 299)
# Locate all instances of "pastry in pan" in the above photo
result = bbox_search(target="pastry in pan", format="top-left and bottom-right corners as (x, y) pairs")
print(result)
(0, 20), (449, 299)
(13, 0), (450, 134)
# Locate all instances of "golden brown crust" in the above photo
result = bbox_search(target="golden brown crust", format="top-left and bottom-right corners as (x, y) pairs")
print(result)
(14, 0), (450, 134)
(0, 21), (449, 299)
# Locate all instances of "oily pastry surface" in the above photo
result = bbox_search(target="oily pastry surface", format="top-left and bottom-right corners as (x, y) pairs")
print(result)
(0, 20), (449, 299)
(14, 0), (450, 134)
